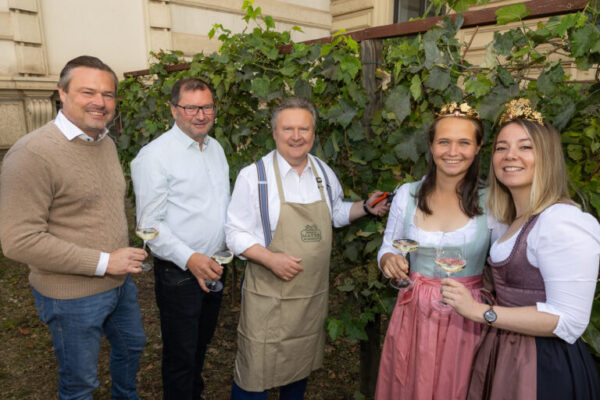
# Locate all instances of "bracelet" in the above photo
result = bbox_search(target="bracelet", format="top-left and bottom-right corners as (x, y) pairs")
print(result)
(363, 199), (376, 216)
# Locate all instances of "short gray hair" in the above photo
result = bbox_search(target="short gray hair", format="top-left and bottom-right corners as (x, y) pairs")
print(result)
(271, 97), (318, 131)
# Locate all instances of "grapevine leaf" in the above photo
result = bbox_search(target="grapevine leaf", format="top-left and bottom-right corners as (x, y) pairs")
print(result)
(425, 67), (451, 91)
(384, 85), (411, 124)
(465, 74), (493, 97)
(495, 4), (530, 26)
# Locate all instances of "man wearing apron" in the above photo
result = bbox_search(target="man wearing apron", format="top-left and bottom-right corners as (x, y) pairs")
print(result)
(225, 97), (389, 399)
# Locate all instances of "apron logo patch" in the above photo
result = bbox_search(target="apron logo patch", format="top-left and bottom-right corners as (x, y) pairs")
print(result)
(301, 224), (322, 242)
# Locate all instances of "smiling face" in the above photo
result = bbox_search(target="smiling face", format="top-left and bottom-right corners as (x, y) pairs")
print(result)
(492, 122), (536, 192)
(430, 117), (481, 180)
(170, 88), (215, 144)
(58, 66), (116, 138)
(273, 108), (315, 171)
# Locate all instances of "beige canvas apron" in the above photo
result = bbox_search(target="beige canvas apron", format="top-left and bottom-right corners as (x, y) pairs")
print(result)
(234, 155), (333, 391)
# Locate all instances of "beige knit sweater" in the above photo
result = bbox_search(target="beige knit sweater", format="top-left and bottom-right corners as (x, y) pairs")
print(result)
(0, 122), (129, 299)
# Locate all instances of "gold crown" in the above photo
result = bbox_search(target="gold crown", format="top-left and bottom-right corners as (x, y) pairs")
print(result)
(499, 98), (544, 126)
(436, 102), (479, 119)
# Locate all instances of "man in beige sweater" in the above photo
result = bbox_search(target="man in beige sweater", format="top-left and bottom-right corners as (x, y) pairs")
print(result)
(0, 56), (147, 400)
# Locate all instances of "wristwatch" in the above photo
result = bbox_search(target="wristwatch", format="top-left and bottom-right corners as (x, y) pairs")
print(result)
(483, 305), (497, 326)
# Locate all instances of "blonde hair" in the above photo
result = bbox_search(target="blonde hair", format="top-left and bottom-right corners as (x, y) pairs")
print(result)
(487, 120), (574, 223)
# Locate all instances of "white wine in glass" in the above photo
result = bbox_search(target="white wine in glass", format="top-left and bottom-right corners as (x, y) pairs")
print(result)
(135, 198), (161, 272)
(434, 257), (466, 274)
(136, 227), (159, 242)
(205, 249), (234, 292)
(432, 231), (466, 313)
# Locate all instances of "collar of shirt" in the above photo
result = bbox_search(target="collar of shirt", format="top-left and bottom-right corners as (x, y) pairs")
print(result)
(53, 110), (109, 142)
(172, 122), (211, 152)
(275, 150), (314, 180)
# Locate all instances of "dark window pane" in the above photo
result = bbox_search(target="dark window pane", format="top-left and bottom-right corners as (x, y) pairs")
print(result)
(394, 0), (433, 23)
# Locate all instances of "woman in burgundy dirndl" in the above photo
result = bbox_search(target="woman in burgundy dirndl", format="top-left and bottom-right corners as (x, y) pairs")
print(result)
(442, 98), (600, 400)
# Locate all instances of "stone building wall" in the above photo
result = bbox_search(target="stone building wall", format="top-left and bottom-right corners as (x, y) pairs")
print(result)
(0, 0), (331, 158)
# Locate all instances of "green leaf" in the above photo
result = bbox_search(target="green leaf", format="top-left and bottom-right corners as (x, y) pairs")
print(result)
(343, 244), (359, 262)
(570, 25), (594, 57)
(347, 122), (365, 141)
(423, 29), (444, 68)
(351, 146), (377, 164)
(394, 132), (419, 162)
(465, 74), (493, 97)
(551, 101), (575, 131)
(495, 4), (530, 26)
(353, 391), (366, 400)
(537, 64), (564, 96)
(346, 320), (368, 341)
(293, 78), (312, 99)
(326, 318), (345, 340)
(493, 31), (514, 55)
(425, 67), (451, 91)
(327, 100), (357, 128)
(410, 75), (422, 100)
(280, 63), (297, 77)
(451, 0), (476, 13)
(497, 66), (515, 87)
(264, 15), (275, 29)
(384, 85), (411, 124)
(481, 43), (498, 69)
(556, 13), (578, 36)
(364, 237), (382, 254)
(339, 55), (362, 82)
(380, 152), (398, 165)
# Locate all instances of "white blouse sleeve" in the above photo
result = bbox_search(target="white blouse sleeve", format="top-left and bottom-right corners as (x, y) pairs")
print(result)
(527, 204), (600, 344)
(377, 183), (412, 271)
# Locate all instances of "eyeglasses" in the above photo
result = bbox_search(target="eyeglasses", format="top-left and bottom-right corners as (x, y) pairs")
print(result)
(173, 103), (216, 116)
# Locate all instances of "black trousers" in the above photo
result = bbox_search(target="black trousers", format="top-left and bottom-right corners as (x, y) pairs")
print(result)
(154, 257), (225, 400)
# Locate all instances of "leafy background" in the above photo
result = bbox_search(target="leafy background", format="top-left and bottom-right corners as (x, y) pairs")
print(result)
(117, 0), (600, 394)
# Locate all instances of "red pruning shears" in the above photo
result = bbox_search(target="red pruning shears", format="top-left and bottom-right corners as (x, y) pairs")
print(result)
(370, 187), (399, 207)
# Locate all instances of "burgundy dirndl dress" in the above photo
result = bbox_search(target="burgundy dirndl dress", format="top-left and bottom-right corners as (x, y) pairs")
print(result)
(467, 214), (600, 400)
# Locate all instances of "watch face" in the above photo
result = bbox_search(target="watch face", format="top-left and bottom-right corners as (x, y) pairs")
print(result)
(484, 308), (497, 324)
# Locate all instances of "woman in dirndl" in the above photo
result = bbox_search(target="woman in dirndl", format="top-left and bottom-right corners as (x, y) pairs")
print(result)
(442, 98), (600, 400)
(375, 102), (503, 400)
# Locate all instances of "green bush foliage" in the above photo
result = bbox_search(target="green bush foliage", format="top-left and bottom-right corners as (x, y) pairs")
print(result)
(118, 0), (600, 358)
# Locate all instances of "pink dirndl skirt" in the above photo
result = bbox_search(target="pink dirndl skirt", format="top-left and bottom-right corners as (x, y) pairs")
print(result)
(375, 272), (485, 400)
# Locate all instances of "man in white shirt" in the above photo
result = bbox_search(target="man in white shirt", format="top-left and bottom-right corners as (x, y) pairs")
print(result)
(130, 78), (230, 400)
(226, 97), (389, 399)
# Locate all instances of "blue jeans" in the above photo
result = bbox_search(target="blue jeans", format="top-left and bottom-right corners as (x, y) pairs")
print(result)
(230, 379), (308, 400)
(32, 276), (146, 400)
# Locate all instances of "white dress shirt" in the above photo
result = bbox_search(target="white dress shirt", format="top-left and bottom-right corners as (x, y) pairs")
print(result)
(489, 203), (600, 344)
(131, 124), (230, 270)
(53, 110), (110, 276)
(225, 150), (353, 256)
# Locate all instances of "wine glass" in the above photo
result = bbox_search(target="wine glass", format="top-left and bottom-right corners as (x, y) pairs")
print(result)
(389, 217), (418, 290)
(431, 231), (466, 313)
(205, 248), (234, 292)
(135, 199), (161, 272)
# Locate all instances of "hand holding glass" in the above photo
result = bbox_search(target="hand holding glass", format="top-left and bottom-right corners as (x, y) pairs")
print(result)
(432, 232), (466, 313)
(390, 238), (418, 290)
(389, 216), (418, 290)
(205, 249), (234, 292)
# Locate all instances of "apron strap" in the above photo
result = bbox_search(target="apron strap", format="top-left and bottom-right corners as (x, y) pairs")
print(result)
(255, 158), (273, 247)
(313, 157), (334, 207)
